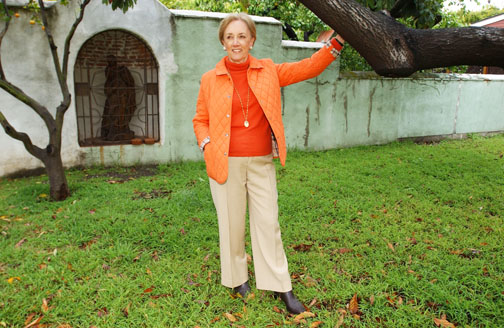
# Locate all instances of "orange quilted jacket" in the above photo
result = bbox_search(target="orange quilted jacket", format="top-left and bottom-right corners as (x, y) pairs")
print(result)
(193, 44), (337, 183)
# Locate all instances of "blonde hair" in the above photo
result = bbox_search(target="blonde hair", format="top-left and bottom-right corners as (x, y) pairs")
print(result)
(218, 13), (257, 44)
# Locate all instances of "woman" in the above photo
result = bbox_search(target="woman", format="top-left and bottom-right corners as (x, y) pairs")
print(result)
(193, 13), (344, 314)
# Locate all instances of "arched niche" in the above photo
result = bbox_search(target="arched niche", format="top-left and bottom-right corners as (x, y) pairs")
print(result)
(74, 29), (159, 146)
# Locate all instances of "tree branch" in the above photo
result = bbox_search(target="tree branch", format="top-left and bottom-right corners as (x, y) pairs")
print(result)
(0, 79), (56, 132)
(38, 0), (68, 106)
(283, 23), (299, 41)
(299, 0), (504, 77)
(62, 0), (91, 82)
(55, 0), (91, 140)
(0, 110), (45, 159)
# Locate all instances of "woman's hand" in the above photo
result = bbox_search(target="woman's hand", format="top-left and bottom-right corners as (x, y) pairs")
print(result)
(330, 35), (345, 52)
(335, 34), (345, 45)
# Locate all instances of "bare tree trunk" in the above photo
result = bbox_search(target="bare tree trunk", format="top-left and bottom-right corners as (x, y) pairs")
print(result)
(42, 151), (69, 200)
(299, 0), (504, 77)
(0, 0), (91, 201)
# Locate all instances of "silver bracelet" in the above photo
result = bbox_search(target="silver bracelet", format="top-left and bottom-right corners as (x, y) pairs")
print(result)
(325, 41), (340, 58)
(199, 136), (210, 152)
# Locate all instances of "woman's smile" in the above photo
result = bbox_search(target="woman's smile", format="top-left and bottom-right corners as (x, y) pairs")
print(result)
(222, 20), (255, 64)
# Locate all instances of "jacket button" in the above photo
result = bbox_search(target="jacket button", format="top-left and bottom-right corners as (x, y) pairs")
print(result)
(224, 152), (227, 156)
(225, 133), (229, 137)
(226, 114), (230, 118)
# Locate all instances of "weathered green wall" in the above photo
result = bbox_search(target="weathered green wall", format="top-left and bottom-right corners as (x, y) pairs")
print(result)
(81, 10), (344, 167)
(1, 4), (503, 176)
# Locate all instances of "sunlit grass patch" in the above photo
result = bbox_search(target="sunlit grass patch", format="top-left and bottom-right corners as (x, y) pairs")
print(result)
(1, 134), (503, 327)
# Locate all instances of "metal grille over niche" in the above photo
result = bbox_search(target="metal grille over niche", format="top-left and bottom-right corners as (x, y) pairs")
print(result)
(74, 29), (159, 146)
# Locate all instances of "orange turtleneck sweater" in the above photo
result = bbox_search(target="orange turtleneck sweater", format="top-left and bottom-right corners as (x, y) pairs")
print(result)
(225, 57), (272, 157)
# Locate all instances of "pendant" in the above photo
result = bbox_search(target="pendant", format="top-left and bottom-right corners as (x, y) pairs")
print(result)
(244, 120), (249, 128)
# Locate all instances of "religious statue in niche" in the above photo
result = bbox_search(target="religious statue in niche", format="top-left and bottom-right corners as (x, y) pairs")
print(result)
(100, 54), (136, 141)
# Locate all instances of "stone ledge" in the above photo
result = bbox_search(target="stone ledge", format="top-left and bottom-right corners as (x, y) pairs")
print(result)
(340, 71), (504, 81)
(170, 9), (281, 25)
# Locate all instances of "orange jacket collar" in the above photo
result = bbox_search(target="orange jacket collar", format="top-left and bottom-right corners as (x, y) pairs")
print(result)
(215, 55), (264, 75)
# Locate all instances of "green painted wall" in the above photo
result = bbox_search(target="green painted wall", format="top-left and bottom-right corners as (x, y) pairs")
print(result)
(2, 4), (502, 176)
(82, 11), (504, 168)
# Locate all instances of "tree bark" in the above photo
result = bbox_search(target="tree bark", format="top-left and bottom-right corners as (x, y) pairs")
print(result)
(42, 150), (70, 201)
(299, 0), (504, 77)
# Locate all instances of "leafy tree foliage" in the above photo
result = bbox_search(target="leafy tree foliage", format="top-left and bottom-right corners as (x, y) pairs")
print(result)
(160, 0), (486, 72)
(456, 5), (504, 25)
(101, 0), (137, 13)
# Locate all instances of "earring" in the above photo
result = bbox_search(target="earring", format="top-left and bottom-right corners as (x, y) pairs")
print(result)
(223, 46), (226, 50)
(250, 46), (253, 50)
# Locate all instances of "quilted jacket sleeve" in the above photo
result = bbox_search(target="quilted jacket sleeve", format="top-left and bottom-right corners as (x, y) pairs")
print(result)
(276, 44), (337, 87)
(193, 73), (211, 146)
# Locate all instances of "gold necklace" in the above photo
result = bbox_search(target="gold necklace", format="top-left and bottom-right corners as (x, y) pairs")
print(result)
(233, 84), (250, 128)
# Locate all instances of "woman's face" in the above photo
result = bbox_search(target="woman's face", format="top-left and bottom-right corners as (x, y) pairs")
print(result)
(222, 20), (255, 64)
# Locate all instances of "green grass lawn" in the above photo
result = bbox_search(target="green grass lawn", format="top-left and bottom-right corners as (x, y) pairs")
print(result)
(1, 134), (503, 327)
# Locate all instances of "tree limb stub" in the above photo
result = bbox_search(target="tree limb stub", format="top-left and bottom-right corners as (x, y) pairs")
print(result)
(0, 110), (45, 159)
(299, 0), (504, 77)
(0, 79), (57, 132)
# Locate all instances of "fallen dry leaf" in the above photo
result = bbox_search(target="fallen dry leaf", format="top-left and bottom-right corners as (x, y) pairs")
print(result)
(24, 313), (35, 327)
(349, 293), (359, 314)
(335, 313), (345, 328)
(15, 238), (27, 248)
(310, 321), (323, 328)
(303, 275), (318, 287)
(337, 248), (352, 254)
(292, 243), (313, 252)
(308, 297), (317, 307)
(7, 277), (21, 284)
(97, 307), (108, 317)
(41, 298), (49, 313)
(273, 305), (282, 313)
(369, 295), (375, 305)
(122, 301), (131, 317)
(79, 237), (98, 249)
(294, 311), (315, 324)
(224, 312), (237, 322)
(57, 325), (72, 328)
(434, 317), (456, 327)
(24, 314), (43, 328)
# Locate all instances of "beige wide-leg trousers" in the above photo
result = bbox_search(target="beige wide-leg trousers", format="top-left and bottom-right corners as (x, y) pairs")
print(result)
(209, 154), (292, 292)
